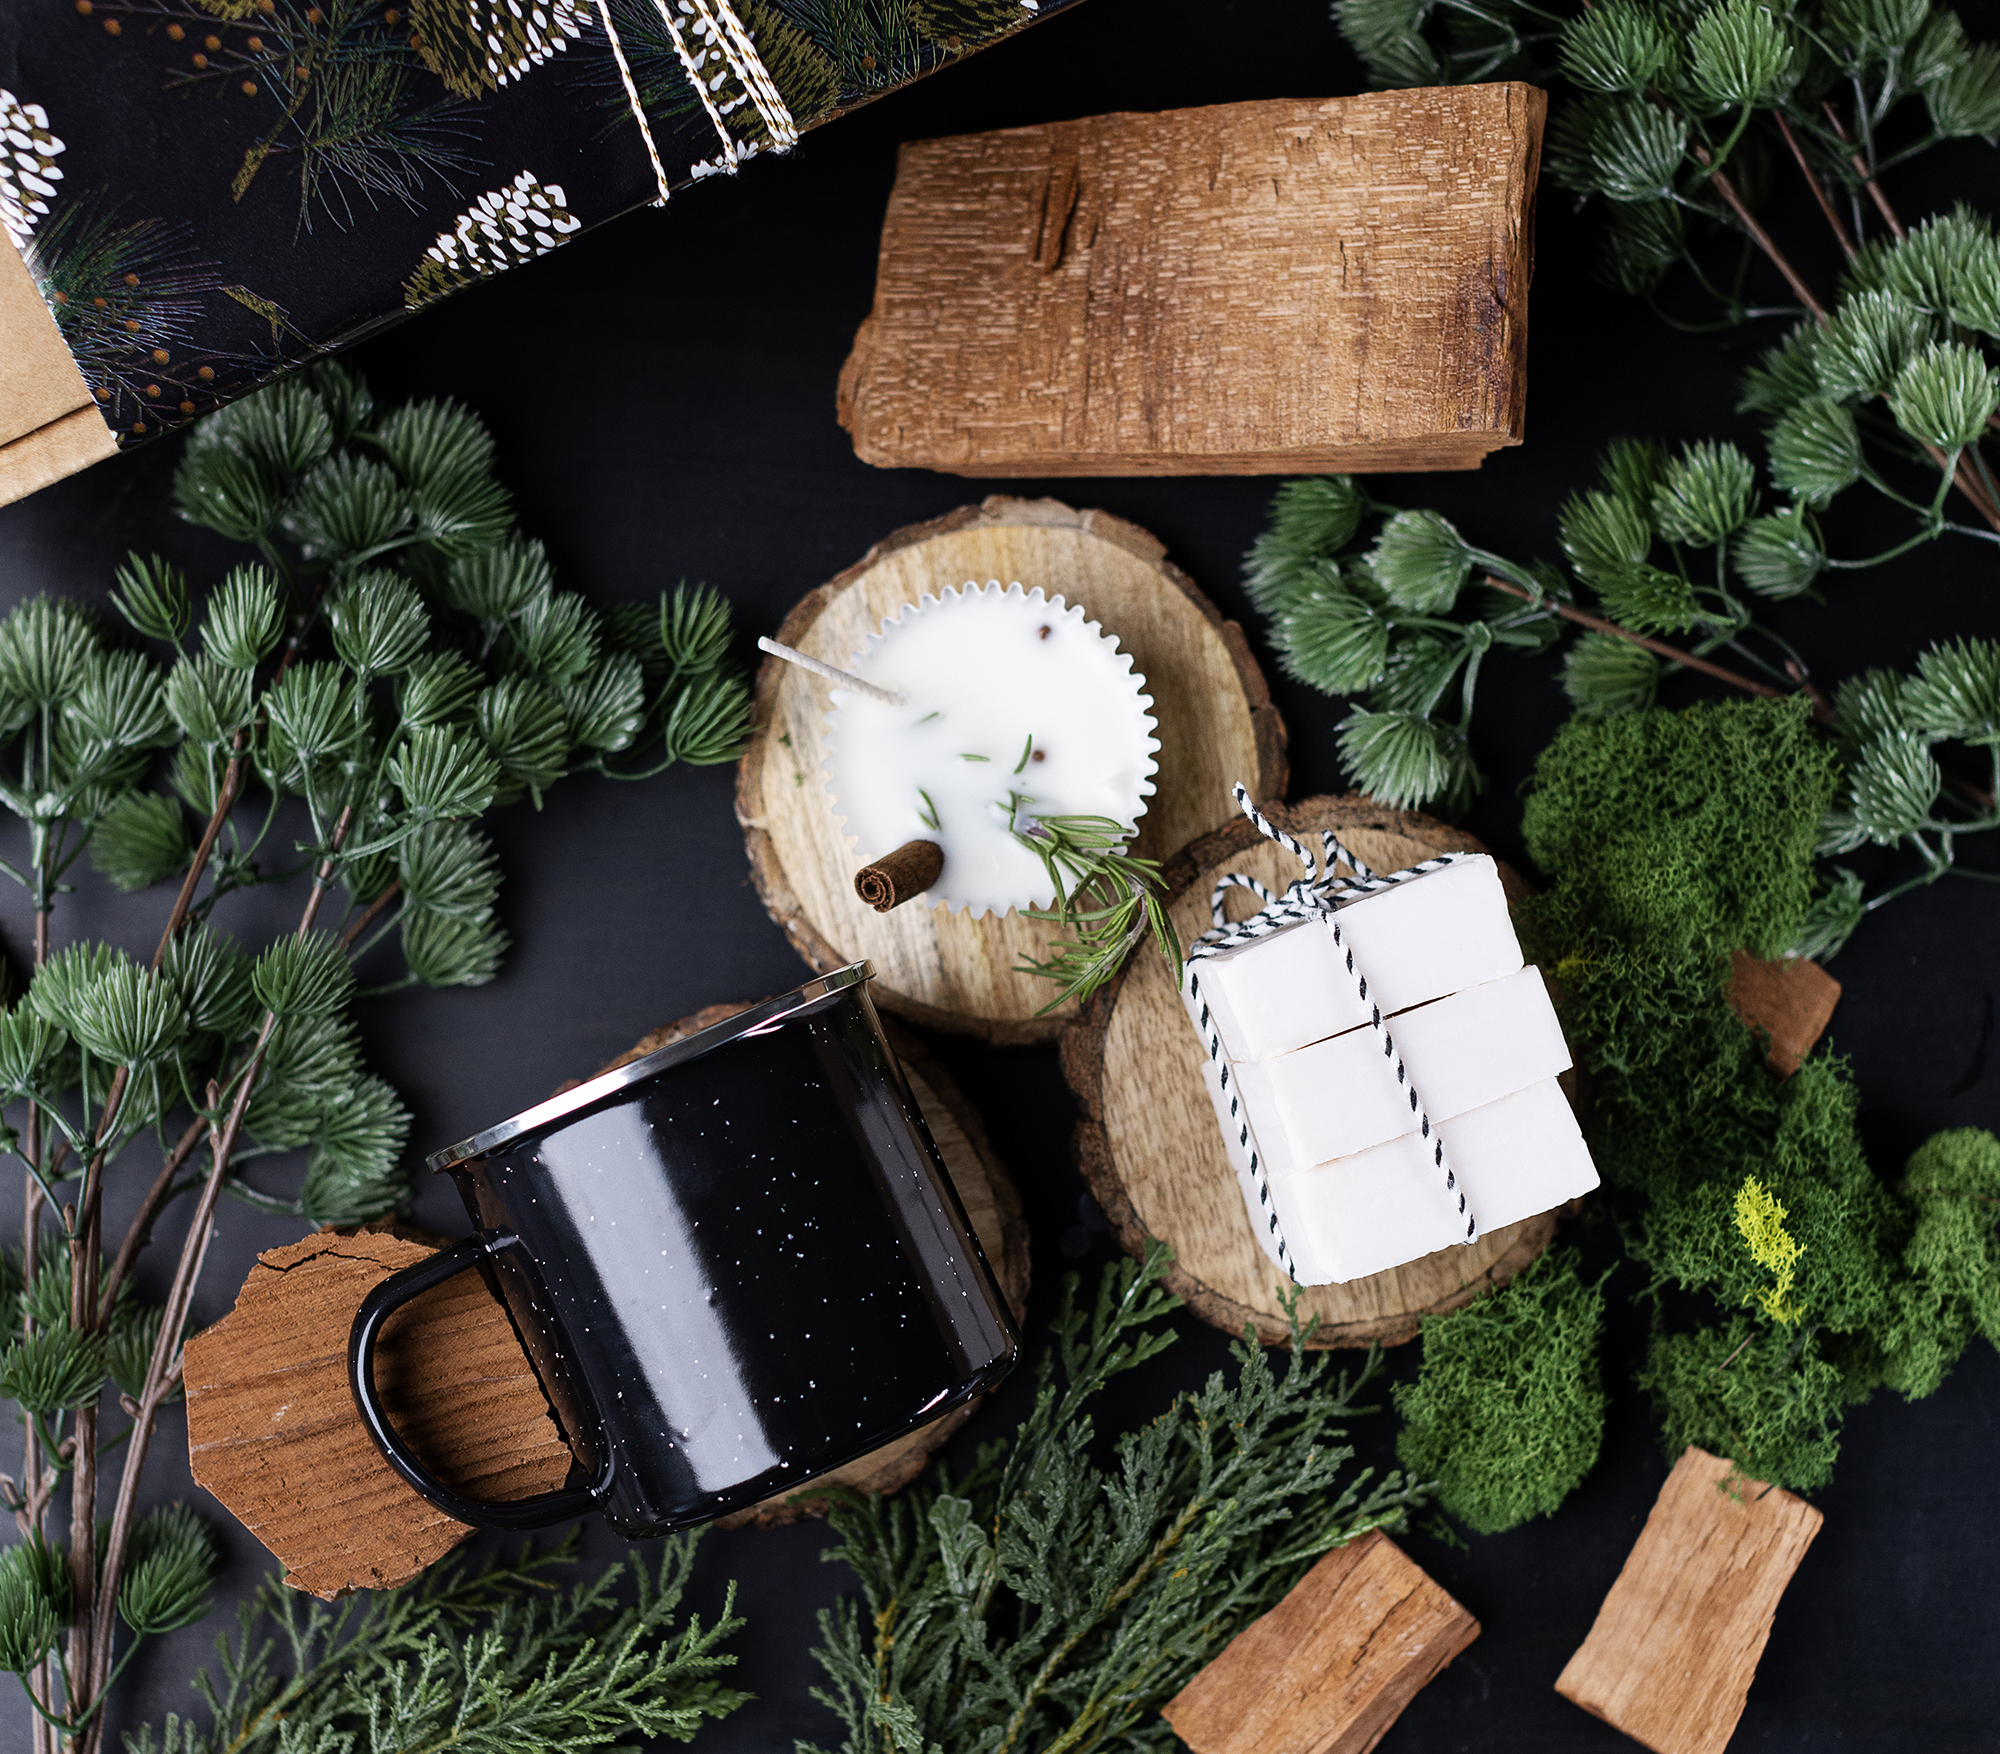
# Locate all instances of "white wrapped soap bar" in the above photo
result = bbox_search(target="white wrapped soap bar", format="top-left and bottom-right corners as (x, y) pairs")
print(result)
(1232, 966), (1572, 1175)
(1277, 1076), (1599, 1283)
(1181, 855), (1522, 1063)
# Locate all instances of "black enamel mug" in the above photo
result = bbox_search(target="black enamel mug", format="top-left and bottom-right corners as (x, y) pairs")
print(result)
(347, 962), (1018, 1537)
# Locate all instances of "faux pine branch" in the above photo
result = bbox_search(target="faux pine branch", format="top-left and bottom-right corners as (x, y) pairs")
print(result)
(802, 1245), (1432, 1754)
(1252, 197), (2000, 958)
(0, 365), (751, 1754)
(1336, 0), (2000, 329)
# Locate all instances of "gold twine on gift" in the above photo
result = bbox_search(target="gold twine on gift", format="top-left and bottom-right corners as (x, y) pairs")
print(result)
(593, 0), (796, 205)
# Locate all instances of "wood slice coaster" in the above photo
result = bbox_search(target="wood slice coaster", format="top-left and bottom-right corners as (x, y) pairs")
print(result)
(184, 1006), (1029, 1589)
(736, 495), (1287, 1046)
(183, 1222), (573, 1599)
(1061, 794), (1560, 1349)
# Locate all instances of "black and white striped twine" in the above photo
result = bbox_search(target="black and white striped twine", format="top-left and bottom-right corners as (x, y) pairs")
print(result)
(1182, 785), (1480, 1280)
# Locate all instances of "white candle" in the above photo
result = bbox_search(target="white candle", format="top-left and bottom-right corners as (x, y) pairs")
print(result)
(822, 582), (1159, 916)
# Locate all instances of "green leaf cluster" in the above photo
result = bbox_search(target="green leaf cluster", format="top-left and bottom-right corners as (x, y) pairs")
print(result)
(1338, 0), (2000, 316)
(127, 1533), (747, 1754)
(1245, 478), (1560, 809)
(1517, 697), (1999, 1491)
(1394, 1247), (1609, 1534)
(803, 1246), (1431, 1754)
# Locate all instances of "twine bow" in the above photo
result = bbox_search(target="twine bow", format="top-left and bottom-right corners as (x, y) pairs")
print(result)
(1183, 786), (1481, 1285)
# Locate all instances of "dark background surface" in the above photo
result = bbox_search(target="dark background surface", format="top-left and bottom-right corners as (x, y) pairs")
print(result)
(4, 0), (2000, 1748)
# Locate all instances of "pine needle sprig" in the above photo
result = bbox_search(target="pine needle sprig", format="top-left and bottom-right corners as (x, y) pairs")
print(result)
(0, 363), (756, 1753)
(802, 1245), (1432, 1754)
(1010, 810), (1178, 1013)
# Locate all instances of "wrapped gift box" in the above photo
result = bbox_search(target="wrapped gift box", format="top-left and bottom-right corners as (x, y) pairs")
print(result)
(1182, 854), (1599, 1285)
(0, 0), (1081, 505)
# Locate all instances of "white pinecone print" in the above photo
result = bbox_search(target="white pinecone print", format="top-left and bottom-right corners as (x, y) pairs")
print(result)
(403, 172), (581, 309)
(0, 91), (65, 253)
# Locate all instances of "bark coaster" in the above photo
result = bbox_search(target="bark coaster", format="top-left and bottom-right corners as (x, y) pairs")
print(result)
(1555, 1446), (1824, 1754)
(1061, 794), (1557, 1348)
(1726, 951), (1842, 1078)
(737, 494), (1286, 1045)
(837, 87), (1545, 478)
(183, 1222), (573, 1600)
(1162, 1530), (1479, 1754)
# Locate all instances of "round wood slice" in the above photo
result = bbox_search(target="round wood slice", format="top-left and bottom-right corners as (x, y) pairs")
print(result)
(1060, 795), (1561, 1349)
(736, 495), (1287, 1045)
(184, 1006), (1031, 1589)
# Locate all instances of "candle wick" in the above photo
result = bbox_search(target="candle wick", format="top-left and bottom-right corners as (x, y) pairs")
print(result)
(758, 636), (907, 706)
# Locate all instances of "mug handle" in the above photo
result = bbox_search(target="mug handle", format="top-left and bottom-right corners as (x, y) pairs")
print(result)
(348, 1234), (605, 1530)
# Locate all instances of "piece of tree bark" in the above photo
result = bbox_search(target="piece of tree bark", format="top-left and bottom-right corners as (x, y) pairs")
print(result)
(736, 494), (1286, 1045)
(183, 1222), (573, 1599)
(1555, 1446), (1824, 1754)
(837, 86), (1546, 478)
(1163, 1530), (1479, 1754)
(1061, 795), (1557, 1348)
(1726, 951), (1842, 1077)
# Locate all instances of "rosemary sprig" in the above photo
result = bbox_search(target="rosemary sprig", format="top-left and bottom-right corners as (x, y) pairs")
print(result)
(1010, 806), (1178, 1013)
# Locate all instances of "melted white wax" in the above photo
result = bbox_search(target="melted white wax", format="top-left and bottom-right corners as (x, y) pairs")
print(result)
(823, 583), (1159, 916)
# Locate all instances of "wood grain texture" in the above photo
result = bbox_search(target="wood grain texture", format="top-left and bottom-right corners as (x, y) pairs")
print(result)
(1061, 795), (1560, 1348)
(1555, 1446), (1824, 1754)
(591, 1003), (1032, 1528)
(1726, 951), (1842, 1078)
(183, 1223), (573, 1600)
(837, 86), (1547, 477)
(1163, 1530), (1480, 1754)
(736, 495), (1286, 1045)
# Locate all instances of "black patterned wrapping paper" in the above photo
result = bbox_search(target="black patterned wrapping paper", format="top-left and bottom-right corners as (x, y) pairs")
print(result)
(0, 0), (1081, 449)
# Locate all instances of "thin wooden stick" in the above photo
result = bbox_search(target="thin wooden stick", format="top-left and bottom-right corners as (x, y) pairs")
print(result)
(1821, 102), (1906, 240)
(1773, 111), (1856, 261)
(757, 635), (907, 706)
(1691, 145), (1829, 321)
(1480, 578), (1786, 697)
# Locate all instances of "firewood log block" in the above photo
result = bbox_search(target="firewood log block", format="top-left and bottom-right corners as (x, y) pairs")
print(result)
(837, 86), (1547, 478)
(1162, 1529), (1479, 1754)
(1725, 951), (1841, 1077)
(1555, 1446), (1824, 1754)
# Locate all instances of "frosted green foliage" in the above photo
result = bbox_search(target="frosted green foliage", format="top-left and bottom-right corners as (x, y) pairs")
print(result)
(1394, 1249), (1608, 1533)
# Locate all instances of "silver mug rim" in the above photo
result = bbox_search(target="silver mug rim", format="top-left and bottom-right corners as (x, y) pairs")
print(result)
(426, 960), (874, 1174)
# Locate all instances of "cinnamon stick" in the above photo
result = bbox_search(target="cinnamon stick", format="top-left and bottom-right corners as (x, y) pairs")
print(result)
(855, 839), (944, 911)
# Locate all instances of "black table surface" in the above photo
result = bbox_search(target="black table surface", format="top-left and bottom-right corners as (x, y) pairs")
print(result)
(4, 2), (1999, 1748)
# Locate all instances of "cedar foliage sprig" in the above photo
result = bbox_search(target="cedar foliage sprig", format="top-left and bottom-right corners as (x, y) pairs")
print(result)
(0, 365), (751, 1754)
(801, 1245), (1433, 1754)
(1010, 809), (1178, 1012)
(124, 1532), (747, 1754)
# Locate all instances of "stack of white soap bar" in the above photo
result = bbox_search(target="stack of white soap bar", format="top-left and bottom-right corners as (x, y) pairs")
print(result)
(1181, 855), (1598, 1285)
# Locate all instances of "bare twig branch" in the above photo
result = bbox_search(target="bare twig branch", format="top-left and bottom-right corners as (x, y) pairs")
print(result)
(1774, 111), (1857, 260)
(1481, 578), (1789, 698)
